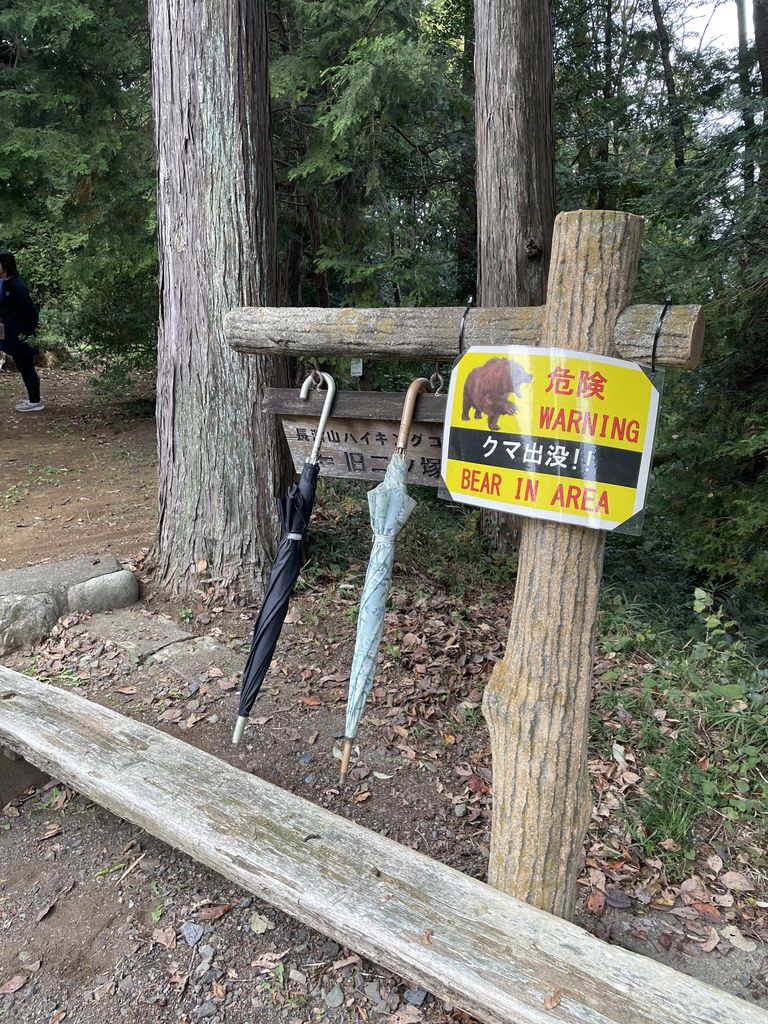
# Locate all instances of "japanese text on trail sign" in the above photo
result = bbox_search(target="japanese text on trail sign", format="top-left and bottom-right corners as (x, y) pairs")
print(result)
(441, 346), (662, 532)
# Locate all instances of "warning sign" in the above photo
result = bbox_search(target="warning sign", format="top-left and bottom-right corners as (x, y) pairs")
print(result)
(440, 346), (662, 532)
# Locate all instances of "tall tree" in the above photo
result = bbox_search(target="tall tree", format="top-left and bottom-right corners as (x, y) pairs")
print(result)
(474, 0), (558, 902)
(475, 0), (555, 551)
(755, 0), (768, 174)
(651, 0), (686, 169)
(737, 0), (756, 188)
(149, 0), (293, 598)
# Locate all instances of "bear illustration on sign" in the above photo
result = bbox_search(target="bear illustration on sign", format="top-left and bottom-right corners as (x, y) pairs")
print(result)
(461, 357), (533, 431)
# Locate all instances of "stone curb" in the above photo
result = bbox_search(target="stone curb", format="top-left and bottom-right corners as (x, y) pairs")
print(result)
(0, 556), (140, 655)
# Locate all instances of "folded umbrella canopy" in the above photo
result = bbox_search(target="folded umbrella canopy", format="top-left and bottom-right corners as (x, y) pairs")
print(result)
(232, 372), (336, 745)
(339, 377), (434, 783)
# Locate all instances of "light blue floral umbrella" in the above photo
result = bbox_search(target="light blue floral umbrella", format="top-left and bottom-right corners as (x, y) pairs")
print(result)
(339, 378), (433, 784)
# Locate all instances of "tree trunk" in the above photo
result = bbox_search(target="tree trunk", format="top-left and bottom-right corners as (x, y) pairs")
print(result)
(754, 0), (768, 178)
(595, 0), (613, 210)
(475, 0), (555, 553)
(150, 0), (293, 598)
(455, 0), (477, 303)
(651, 0), (685, 169)
(737, 0), (756, 189)
(483, 210), (644, 920)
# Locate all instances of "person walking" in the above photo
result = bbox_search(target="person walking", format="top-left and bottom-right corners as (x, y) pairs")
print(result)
(0, 251), (44, 412)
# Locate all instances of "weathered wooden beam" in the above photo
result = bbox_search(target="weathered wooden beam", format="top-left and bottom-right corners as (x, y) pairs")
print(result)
(225, 302), (704, 369)
(0, 668), (763, 1024)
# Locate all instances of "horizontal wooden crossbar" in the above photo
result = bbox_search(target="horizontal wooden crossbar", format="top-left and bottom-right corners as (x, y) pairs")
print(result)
(0, 668), (762, 1024)
(225, 304), (704, 369)
(264, 388), (448, 422)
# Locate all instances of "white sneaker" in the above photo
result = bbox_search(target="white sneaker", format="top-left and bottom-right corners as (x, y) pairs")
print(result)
(14, 400), (45, 412)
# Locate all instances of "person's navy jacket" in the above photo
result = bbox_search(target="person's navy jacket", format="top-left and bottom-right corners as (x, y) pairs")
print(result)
(0, 276), (37, 353)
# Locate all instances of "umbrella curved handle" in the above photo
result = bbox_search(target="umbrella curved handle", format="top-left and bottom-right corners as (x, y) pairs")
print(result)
(396, 377), (434, 452)
(299, 371), (336, 464)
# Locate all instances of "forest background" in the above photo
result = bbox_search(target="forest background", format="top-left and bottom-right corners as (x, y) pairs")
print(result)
(0, 0), (766, 645)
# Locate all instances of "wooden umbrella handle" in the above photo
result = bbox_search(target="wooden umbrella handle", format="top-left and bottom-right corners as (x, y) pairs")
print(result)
(396, 378), (433, 451)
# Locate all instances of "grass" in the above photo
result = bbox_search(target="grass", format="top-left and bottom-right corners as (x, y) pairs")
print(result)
(301, 478), (517, 599)
(593, 591), (768, 876)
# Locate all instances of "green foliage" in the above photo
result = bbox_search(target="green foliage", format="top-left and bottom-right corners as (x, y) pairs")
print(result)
(270, 0), (473, 309)
(595, 591), (768, 874)
(553, 0), (768, 621)
(0, 0), (156, 364)
(3, 0), (766, 623)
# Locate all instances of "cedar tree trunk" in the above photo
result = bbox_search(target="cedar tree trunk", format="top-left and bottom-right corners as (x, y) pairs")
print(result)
(149, 0), (293, 598)
(475, 0), (555, 550)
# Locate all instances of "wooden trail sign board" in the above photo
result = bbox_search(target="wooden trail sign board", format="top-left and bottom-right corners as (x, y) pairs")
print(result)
(265, 388), (448, 486)
(227, 210), (704, 923)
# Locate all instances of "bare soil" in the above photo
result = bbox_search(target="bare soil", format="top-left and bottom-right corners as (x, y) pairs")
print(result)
(1, 366), (766, 1024)
(1, 365), (156, 571)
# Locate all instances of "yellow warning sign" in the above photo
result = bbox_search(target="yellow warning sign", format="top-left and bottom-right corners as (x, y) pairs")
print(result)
(440, 346), (662, 532)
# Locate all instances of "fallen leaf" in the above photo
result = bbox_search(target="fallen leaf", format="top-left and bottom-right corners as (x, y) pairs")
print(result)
(587, 890), (606, 916)
(658, 933), (673, 950)
(153, 927), (176, 949)
(249, 912), (275, 935)
(699, 926), (721, 953)
(659, 838), (680, 851)
(721, 871), (754, 892)
(605, 888), (632, 909)
(721, 925), (758, 952)
(544, 989), (563, 1010)
(387, 1007), (423, 1024)
(207, 666), (223, 679)
(193, 903), (234, 923)
(159, 709), (182, 723)
(114, 686), (137, 695)
(216, 678), (237, 691)
(301, 696), (321, 706)
(211, 979), (226, 1000)
(0, 974), (28, 994)
(47, 1011), (67, 1024)
(332, 954), (361, 971)
(251, 949), (290, 971)
(706, 853), (724, 875)
(691, 901), (723, 922)
(39, 823), (62, 841)
(353, 791), (372, 803)
(92, 980), (115, 1002)
(2, 803), (20, 818)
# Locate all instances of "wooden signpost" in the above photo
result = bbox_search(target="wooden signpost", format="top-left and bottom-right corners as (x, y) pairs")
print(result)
(224, 210), (704, 922)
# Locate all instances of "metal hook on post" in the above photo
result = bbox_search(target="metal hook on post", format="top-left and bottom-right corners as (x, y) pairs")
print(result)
(458, 295), (474, 352)
(299, 371), (336, 465)
(651, 295), (673, 376)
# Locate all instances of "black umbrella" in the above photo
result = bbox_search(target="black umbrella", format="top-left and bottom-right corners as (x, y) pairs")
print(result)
(232, 372), (336, 744)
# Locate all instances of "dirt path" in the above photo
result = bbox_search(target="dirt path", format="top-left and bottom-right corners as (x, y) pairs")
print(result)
(1, 365), (156, 570)
(1, 366), (766, 1022)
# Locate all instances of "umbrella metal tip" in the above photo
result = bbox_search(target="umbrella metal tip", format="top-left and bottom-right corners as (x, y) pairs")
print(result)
(232, 716), (247, 745)
(339, 737), (353, 785)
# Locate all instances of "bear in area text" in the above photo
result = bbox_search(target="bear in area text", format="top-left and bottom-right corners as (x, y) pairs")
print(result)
(461, 357), (533, 431)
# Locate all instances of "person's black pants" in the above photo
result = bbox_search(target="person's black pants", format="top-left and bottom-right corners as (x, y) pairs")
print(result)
(6, 339), (40, 403)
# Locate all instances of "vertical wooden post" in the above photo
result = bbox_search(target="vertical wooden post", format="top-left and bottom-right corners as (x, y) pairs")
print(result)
(483, 209), (645, 919)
